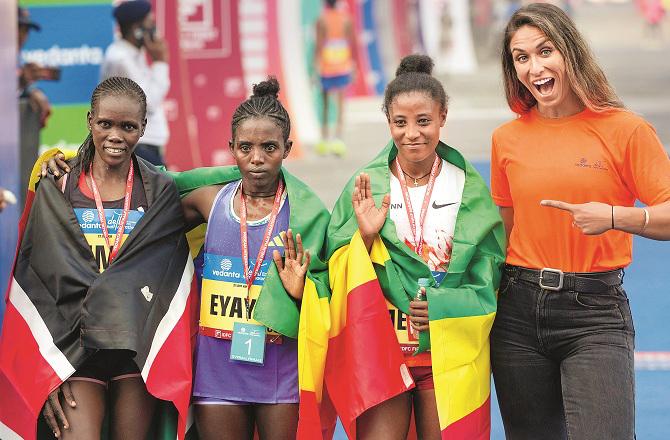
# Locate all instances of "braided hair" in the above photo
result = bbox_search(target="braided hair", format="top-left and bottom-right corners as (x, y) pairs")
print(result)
(231, 76), (291, 144)
(382, 54), (449, 118)
(76, 76), (147, 171)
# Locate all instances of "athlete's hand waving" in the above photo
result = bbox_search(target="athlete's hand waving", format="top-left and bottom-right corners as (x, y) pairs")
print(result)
(352, 173), (390, 251)
(273, 229), (311, 301)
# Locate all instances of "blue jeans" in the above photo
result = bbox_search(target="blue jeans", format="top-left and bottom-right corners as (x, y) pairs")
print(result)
(491, 269), (635, 440)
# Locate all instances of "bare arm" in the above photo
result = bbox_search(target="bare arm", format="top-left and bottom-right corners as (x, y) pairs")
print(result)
(499, 206), (514, 244)
(540, 200), (670, 240)
(181, 185), (222, 230)
(613, 202), (670, 240)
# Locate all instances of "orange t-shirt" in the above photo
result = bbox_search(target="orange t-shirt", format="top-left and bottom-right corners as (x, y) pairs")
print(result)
(317, 8), (353, 77)
(491, 108), (670, 272)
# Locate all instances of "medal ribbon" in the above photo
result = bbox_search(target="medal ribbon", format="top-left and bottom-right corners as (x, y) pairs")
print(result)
(239, 179), (285, 320)
(88, 162), (134, 265)
(394, 155), (440, 258)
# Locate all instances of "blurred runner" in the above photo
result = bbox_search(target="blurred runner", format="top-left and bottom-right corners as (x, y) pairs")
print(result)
(636, 0), (666, 47)
(314, 0), (356, 157)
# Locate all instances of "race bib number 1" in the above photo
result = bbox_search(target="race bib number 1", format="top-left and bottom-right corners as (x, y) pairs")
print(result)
(230, 322), (266, 365)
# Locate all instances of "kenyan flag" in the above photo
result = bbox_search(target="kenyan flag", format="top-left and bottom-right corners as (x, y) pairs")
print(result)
(0, 150), (196, 440)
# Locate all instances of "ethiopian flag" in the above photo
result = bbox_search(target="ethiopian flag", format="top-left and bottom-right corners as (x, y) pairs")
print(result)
(327, 141), (506, 438)
(170, 166), (334, 439)
(327, 229), (416, 438)
(0, 151), (195, 440)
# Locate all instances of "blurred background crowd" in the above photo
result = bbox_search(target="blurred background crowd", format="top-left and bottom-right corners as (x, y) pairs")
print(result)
(5, 0), (670, 184)
(0, 1), (669, 437)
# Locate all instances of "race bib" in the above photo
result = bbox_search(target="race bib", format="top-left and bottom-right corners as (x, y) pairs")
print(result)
(387, 300), (419, 356)
(230, 322), (266, 364)
(199, 253), (282, 343)
(322, 39), (351, 65)
(75, 208), (144, 272)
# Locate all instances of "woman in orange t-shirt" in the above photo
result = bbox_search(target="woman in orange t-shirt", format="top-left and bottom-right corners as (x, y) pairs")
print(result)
(491, 3), (670, 439)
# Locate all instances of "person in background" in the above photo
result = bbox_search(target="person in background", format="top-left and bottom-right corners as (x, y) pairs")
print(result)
(314, 0), (356, 157)
(17, 7), (51, 128)
(491, 4), (670, 439)
(101, 0), (170, 166)
(636, 0), (666, 47)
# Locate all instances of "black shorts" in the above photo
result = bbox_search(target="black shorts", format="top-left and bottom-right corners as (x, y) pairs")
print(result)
(69, 349), (140, 386)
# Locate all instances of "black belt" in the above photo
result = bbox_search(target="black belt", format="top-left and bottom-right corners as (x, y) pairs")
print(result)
(504, 265), (623, 293)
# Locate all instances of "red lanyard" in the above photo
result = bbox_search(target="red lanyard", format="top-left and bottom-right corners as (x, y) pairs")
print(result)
(88, 163), (134, 265)
(394, 155), (440, 258)
(239, 180), (284, 319)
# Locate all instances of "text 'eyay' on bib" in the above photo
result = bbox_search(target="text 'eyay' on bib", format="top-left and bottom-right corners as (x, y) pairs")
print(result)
(199, 253), (283, 344)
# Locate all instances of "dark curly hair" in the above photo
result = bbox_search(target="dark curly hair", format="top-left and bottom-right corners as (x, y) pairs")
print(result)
(231, 76), (291, 143)
(382, 54), (449, 118)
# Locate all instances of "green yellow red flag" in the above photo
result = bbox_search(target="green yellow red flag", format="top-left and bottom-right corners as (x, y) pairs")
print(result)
(327, 141), (506, 438)
(169, 166), (334, 439)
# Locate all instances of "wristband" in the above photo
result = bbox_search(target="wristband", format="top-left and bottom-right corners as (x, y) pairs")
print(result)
(640, 207), (650, 234)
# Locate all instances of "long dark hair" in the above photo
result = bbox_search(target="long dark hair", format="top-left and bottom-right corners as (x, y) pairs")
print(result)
(76, 77), (147, 172)
(501, 3), (623, 114)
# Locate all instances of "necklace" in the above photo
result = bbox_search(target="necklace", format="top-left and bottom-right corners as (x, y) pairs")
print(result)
(242, 191), (277, 198)
(394, 155), (441, 257)
(397, 166), (432, 187)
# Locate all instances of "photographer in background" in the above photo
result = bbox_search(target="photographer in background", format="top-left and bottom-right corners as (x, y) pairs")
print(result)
(18, 7), (52, 128)
(101, 0), (170, 166)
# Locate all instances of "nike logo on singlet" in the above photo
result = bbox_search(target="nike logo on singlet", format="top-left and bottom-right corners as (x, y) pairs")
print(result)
(432, 201), (457, 209)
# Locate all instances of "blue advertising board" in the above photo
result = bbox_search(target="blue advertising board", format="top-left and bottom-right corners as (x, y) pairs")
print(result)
(19, 1), (114, 150)
(20, 4), (114, 105)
